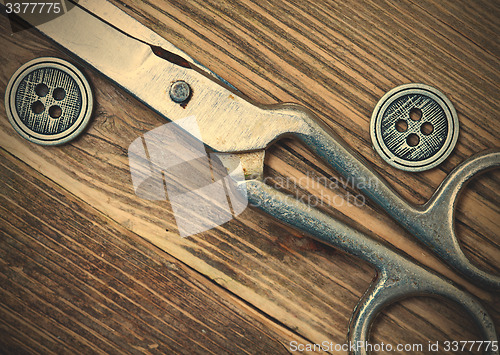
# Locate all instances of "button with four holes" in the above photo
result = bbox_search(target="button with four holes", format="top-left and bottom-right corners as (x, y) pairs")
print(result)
(5, 57), (93, 145)
(370, 83), (459, 172)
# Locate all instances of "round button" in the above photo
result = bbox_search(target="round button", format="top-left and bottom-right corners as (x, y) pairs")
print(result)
(370, 83), (459, 172)
(4, 57), (93, 145)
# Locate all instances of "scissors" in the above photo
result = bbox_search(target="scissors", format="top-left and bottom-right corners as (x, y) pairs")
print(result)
(11, 0), (499, 353)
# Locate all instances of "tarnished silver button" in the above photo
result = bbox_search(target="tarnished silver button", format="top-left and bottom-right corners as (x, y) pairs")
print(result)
(370, 83), (459, 172)
(5, 57), (93, 145)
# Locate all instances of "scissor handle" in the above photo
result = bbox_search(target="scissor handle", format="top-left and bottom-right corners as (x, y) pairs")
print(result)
(349, 269), (498, 355)
(242, 180), (498, 355)
(279, 105), (500, 288)
(420, 150), (500, 288)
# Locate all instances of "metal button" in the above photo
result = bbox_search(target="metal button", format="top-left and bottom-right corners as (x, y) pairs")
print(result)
(4, 57), (93, 145)
(370, 83), (459, 172)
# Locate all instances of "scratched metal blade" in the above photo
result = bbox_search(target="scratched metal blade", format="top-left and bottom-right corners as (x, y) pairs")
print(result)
(9, 0), (188, 119)
(11, 0), (230, 121)
(67, 0), (226, 81)
(41, 4), (158, 72)
(74, 0), (195, 63)
(13, 0), (308, 153)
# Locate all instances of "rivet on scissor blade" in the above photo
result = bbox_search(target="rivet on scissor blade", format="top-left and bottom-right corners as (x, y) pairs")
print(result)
(370, 83), (459, 172)
(169, 80), (191, 104)
(4, 57), (93, 146)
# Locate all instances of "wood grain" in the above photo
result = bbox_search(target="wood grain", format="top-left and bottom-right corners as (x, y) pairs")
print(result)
(0, 149), (302, 354)
(0, 0), (498, 354)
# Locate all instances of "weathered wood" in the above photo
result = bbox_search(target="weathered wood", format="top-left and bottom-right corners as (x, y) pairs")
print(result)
(0, 0), (498, 353)
(0, 149), (302, 354)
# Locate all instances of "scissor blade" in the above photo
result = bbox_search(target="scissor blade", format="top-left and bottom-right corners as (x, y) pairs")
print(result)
(12, 0), (309, 153)
(12, 0), (229, 115)
(68, 0), (235, 88)
(13, 0), (186, 86)
(12, 0), (219, 132)
(72, 0), (196, 63)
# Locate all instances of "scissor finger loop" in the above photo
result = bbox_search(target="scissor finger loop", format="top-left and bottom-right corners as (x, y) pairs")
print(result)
(242, 180), (499, 354)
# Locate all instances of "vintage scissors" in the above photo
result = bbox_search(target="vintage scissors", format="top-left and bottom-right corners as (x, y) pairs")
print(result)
(12, 0), (499, 353)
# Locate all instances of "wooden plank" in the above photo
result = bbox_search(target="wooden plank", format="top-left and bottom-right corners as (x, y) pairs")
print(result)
(0, 149), (300, 354)
(0, 0), (498, 353)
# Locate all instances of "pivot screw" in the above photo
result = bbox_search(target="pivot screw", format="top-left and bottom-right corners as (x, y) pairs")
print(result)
(169, 80), (191, 104)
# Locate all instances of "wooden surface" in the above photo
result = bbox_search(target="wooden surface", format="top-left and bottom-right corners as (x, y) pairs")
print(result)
(0, 0), (499, 354)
